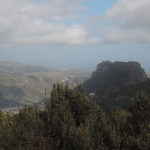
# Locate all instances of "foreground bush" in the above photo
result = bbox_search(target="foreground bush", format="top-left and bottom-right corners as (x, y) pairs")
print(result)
(0, 83), (150, 150)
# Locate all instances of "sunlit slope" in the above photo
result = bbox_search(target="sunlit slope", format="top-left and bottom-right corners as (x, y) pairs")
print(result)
(0, 61), (93, 108)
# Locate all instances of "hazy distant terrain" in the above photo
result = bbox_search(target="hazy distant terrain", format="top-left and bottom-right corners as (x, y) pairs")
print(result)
(1, 60), (150, 111)
(0, 61), (93, 109)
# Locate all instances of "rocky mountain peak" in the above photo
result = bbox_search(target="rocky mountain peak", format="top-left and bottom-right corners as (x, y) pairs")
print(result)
(83, 61), (148, 95)
(93, 61), (112, 75)
(93, 61), (144, 77)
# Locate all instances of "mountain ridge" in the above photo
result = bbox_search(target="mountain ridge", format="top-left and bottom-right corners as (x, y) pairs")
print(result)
(83, 61), (148, 95)
(0, 61), (60, 74)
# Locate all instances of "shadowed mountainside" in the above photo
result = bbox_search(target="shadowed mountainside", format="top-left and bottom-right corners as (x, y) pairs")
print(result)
(83, 61), (148, 95)
(82, 61), (149, 113)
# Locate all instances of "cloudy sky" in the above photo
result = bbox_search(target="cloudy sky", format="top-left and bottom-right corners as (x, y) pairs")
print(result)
(0, 0), (150, 71)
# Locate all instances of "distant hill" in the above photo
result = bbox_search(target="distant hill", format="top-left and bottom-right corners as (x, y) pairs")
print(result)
(82, 61), (149, 113)
(0, 61), (59, 74)
(83, 61), (148, 95)
(0, 61), (93, 109)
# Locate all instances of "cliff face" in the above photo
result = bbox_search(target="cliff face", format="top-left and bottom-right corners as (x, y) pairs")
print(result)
(83, 61), (148, 95)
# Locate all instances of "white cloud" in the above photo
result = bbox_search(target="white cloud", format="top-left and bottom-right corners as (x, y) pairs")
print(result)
(1, 0), (149, 47)
(103, 27), (150, 44)
(14, 24), (102, 45)
(104, 0), (150, 28)
(23, 0), (87, 20)
(103, 0), (150, 43)
(0, 0), (101, 47)
(15, 24), (87, 45)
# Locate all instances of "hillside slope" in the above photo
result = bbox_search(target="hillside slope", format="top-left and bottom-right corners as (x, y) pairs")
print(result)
(82, 61), (149, 113)
(0, 61), (93, 109)
(83, 61), (148, 95)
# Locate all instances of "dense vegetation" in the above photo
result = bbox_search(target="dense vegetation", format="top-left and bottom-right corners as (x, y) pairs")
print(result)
(0, 83), (150, 150)
(94, 80), (150, 113)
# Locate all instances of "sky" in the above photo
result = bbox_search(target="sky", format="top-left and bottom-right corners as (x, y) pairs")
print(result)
(0, 0), (150, 71)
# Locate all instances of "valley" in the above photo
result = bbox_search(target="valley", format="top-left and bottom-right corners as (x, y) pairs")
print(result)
(0, 61), (93, 109)
(0, 60), (150, 113)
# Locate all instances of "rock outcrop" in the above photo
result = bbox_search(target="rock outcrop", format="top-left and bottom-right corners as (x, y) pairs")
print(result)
(83, 61), (148, 95)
